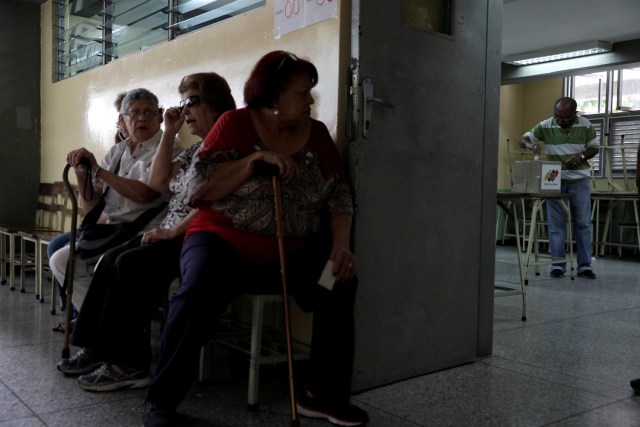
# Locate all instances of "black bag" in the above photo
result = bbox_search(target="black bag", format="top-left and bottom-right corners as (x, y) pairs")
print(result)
(76, 202), (167, 265)
(75, 154), (167, 265)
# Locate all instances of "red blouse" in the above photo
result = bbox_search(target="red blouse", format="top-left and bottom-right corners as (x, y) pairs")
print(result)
(185, 108), (353, 264)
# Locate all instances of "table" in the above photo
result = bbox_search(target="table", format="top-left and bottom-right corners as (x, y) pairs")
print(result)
(591, 192), (640, 257)
(496, 191), (575, 321)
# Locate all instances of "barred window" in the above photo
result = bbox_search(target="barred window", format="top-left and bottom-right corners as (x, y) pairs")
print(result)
(54, 0), (266, 81)
(566, 66), (640, 181)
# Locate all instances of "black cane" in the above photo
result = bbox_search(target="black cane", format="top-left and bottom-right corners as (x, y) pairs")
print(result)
(61, 164), (78, 359)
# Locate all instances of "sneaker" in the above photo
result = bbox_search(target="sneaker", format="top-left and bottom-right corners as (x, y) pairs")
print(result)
(631, 378), (640, 394)
(141, 401), (174, 427)
(550, 268), (564, 278)
(578, 269), (596, 279)
(57, 348), (102, 375)
(296, 388), (369, 426)
(78, 363), (150, 392)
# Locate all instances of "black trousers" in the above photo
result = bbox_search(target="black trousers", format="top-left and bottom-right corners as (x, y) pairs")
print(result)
(145, 231), (358, 411)
(71, 235), (183, 369)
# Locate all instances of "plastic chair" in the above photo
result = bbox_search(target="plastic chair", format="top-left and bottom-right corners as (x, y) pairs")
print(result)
(199, 293), (311, 409)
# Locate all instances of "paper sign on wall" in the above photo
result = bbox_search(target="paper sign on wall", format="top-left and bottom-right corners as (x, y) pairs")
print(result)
(274, 0), (338, 37)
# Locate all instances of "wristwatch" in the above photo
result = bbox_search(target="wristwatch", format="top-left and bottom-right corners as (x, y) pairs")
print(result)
(580, 153), (586, 160)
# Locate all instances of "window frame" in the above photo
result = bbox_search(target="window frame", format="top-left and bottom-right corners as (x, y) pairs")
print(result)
(565, 65), (640, 183)
(53, 0), (266, 81)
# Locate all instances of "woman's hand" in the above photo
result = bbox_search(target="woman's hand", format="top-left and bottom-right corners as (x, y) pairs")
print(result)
(163, 106), (185, 136)
(259, 151), (299, 182)
(141, 228), (174, 245)
(330, 243), (356, 282)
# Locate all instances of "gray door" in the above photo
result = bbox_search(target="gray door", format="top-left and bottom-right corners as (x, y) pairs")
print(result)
(349, 0), (501, 391)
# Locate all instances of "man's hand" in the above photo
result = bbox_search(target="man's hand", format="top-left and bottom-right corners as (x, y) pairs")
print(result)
(519, 138), (541, 157)
(67, 148), (98, 171)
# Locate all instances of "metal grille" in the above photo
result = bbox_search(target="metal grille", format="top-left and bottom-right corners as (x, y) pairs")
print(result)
(54, 0), (266, 81)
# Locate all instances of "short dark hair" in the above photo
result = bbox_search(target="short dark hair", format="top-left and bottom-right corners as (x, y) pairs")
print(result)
(555, 96), (577, 113)
(244, 51), (318, 109)
(179, 72), (236, 116)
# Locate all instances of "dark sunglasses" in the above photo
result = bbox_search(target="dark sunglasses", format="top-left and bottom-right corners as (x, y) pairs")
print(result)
(180, 95), (208, 110)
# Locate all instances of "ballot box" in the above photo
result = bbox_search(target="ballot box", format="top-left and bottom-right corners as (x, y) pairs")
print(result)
(511, 160), (562, 194)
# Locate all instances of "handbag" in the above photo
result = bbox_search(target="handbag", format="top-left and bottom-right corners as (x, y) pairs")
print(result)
(75, 203), (167, 265)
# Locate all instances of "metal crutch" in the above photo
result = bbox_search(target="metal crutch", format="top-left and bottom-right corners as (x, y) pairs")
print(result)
(61, 164), (79, 359)
(272, 175), (299, 427)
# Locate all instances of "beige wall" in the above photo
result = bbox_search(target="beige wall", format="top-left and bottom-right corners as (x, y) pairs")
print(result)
(39, 0), (345, 182)
(497, 79), (563, 188)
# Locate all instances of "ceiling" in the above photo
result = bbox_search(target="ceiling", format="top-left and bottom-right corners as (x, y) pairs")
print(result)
(502, 0), (640, 58)
(13, 0), (640, 61)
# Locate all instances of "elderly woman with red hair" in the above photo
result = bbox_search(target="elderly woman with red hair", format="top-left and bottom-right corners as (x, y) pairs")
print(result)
(143, 51), (369, 427)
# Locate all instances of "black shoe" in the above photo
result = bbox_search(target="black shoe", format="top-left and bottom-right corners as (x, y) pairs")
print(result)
(296, 388), (369, 426)
(57, 348), (102, 376)
(577, 269), (596, 279)
(78, 363), (150, 392)
(631, 378), (640, 394)
(141, 402), (174, 427)
(550, 268), (564, 278)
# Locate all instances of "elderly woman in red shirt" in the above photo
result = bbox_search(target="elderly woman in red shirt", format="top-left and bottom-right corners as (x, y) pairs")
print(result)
(143, 51), (369, 427)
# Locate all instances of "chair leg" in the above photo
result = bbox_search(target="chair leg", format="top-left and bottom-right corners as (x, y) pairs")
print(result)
(248, 295), (266, 409)
(0, 233), (6, 285)
(36, 241), (43, 302)
(19, 236), (26, 293)
(9, 234), (16, 291)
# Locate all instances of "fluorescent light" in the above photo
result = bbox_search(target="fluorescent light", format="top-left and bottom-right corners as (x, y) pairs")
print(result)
(503, 41), (612, 66)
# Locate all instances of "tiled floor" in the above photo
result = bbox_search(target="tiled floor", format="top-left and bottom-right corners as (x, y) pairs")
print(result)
(1, 245), (640, 426)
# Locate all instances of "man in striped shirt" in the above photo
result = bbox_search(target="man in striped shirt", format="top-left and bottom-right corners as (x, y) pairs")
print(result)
(519, 97), (600, 279)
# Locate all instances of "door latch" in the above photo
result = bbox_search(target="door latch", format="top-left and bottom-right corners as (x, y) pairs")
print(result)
(362, 77), (395, 138)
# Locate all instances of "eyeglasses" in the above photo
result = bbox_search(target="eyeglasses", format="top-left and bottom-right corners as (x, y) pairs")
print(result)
(124, 109), (160, 119)
(277, 52), (299, 71)
(179, 95), (208, 110)
(554, 113), (575, 121)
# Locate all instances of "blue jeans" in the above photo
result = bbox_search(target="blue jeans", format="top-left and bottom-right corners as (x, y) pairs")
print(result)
(47, 231), (71, 258)
(547, 179), (593, 271)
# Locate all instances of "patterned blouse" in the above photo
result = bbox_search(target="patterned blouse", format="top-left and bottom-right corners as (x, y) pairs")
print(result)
(183, 108), (353, 262)
(159, 141), (202, 230)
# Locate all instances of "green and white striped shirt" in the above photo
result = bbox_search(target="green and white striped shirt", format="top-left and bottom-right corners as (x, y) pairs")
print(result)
(524, 116), (599, 182)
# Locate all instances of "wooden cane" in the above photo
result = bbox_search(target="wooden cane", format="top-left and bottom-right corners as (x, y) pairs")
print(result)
(272, 175), (299, 426)
(61, 164), (79, 359)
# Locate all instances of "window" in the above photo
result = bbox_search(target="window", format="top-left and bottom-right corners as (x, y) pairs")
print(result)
(54, 0), (266, 81)
(573, 71), (607, 114)
(617, 68), (640, 111)
(402, 0), (453, 35)
(566, 66), (640, 181)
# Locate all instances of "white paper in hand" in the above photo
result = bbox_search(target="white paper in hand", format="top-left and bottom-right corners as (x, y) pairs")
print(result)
(318, 259), (336, 290)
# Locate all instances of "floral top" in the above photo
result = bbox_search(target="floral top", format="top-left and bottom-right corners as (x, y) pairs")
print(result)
(159, 141), (202, 230)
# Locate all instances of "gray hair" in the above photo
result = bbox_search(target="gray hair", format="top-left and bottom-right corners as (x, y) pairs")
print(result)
(119, 88), (159, 114)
